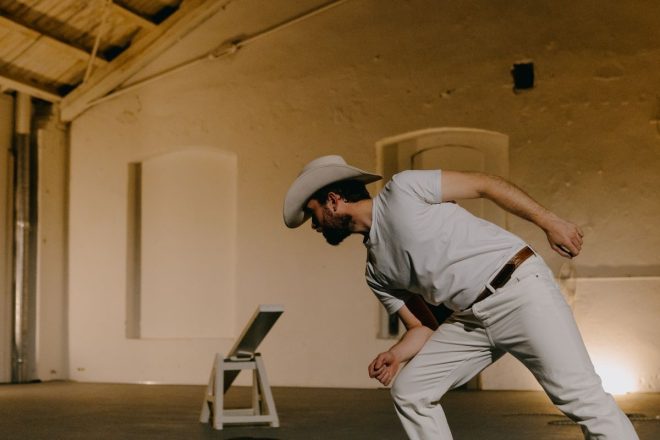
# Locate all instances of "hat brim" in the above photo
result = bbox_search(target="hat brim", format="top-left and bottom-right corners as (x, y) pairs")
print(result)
(283, 164), (381, 228)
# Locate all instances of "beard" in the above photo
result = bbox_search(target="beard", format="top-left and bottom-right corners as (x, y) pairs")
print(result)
(321, 209), (352, 246)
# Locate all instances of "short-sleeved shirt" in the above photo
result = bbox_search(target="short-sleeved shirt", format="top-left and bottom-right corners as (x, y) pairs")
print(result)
(364, 169), (526, 314)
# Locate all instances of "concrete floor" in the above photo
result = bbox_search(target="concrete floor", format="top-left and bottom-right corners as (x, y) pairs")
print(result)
(0, 382), (658, 439)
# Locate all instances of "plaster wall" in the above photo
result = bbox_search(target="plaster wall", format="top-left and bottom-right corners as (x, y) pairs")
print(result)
(68, 0), (660, 388)
(573, 277), (660, 393)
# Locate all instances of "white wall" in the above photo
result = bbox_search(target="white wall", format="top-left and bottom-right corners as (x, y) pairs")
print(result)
(574, 278), (660, 393)
(66, 0), (660, 388)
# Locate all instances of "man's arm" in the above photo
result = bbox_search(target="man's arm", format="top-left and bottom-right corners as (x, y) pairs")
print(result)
(440, 170), (584, 258)
(368, 297), (437, 386)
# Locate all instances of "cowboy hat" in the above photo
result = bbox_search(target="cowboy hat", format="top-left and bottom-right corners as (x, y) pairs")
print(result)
(283, 155), (381, 228)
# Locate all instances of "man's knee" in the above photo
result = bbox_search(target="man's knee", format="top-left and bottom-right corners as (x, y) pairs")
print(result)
(390, 370), (419, 407)
(390, 370), (448, 409)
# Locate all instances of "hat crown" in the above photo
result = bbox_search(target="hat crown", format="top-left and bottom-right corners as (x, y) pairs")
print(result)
(300, 155), (347, 175)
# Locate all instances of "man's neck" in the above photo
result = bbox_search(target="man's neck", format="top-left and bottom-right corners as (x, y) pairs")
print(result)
(348, 199), (373, 235)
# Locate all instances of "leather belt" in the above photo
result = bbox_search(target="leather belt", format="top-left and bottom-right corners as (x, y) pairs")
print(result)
(468, 246), (535, 309)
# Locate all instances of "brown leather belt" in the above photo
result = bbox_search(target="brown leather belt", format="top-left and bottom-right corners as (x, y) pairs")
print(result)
(468, 246), (535, 309)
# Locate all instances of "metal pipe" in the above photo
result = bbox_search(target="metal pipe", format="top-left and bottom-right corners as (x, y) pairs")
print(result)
(11, 92), (31, 383)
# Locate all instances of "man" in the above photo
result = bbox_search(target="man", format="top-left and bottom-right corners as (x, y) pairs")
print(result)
(283, 155), (638, 439)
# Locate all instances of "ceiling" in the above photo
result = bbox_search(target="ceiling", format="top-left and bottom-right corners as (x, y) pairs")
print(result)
(0, 0), (226, 121)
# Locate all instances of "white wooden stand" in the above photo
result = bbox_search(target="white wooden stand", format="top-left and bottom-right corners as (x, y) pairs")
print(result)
(200, 353), (279, 430)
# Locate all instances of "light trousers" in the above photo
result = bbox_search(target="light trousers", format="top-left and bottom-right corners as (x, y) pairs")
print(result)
(391, 256), (639, 440)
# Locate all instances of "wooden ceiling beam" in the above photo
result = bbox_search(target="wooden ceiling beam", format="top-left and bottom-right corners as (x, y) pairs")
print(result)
(0, 74), (62, 102)
(60, 0), (226, 122)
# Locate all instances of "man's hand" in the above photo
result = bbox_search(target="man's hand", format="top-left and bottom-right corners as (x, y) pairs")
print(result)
(367, 304), (434, 386)
(543, 214), (584, 258)
(368, 351), (400, 386)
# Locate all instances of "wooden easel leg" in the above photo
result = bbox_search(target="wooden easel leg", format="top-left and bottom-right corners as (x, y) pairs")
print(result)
(255, 354), (279, 427)
(213, 354), (224, 430)
(252, 367), (260, 415)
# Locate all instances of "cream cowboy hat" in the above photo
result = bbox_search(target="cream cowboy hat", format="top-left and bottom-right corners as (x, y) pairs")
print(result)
(283, 155), (382, 228)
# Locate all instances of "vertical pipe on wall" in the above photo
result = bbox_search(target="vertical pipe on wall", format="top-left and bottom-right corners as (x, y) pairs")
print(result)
(11, 92), (31, 383)
(0, 93), (15, 383)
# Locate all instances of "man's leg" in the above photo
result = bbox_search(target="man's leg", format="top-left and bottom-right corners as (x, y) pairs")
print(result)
(473, 257), (639, 440)
(391, 313), (503, 440)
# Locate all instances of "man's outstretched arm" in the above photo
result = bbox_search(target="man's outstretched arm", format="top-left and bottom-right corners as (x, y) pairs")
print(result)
(440, 170), (584, 258)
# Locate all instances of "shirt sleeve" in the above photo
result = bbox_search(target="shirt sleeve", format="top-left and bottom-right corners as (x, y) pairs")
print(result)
(390, 169), (442, 204)
(366, 279), (413, 315)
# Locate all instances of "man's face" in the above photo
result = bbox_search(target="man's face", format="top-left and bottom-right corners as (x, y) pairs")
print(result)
(305, 198), (352, 246)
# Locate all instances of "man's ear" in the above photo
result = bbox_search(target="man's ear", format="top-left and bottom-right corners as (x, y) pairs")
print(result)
(327, 192), (342, 211)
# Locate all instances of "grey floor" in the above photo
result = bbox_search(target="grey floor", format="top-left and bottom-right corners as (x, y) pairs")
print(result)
(0, 382), (658, 439)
